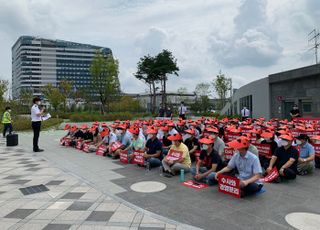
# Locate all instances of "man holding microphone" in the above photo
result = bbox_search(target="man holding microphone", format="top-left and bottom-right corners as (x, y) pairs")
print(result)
(31, 97), (45, 152)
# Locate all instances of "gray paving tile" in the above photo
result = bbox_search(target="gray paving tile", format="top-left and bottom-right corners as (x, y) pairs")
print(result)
(67, 201), (94, 211)
(25, 167), (42, 171)
(138, 228), (165, 230)
(3, 175), (22, 179)
(24, 163), (40, 167)
(9, 179), (31, 185)
(85, 211), (114, 222)
(60, 192), (85, 199)
(4, 208), (36, 219)
(0, 158), (8, 160)
(46, 180), (65, 186)
(12, 153), (23, 156)
(42, 223), (71, 230)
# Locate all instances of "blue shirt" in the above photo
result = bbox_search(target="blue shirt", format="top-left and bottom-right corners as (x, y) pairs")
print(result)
(299, 143), (315, 159)
(228, 151), (262, 181)
(146, 137), (162, 156)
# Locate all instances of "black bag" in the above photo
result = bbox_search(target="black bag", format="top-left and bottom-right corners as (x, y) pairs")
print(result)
(6, 134), (18, 146)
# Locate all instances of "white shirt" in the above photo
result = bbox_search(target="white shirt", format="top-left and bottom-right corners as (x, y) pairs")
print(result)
(31, 104), (42, 122)
(169, 128), (178, 136)
(178, 105), (187, 115)
(241, 108), (250, 117)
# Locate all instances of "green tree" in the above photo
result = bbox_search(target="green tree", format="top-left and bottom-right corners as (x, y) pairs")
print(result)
(134, 55), (160, 113)
(0, 80), (9, 109)
(90, 50), (121, 114)
(212, 72), (231, 110)
(193, 83), (212, 113)
(19, 88), (33, 113)
(154, 49), (179, 107)
(42, 84), (64, 111)
(59, 80), (72, 112)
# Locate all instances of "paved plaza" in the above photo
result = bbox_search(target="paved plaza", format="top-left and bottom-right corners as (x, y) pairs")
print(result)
(0, 129), (320, 229)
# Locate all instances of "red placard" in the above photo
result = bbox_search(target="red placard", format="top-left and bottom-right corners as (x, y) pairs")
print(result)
(60, 137), (65, 145)
(218, 174), (241, 198)
(226, 133), (240, 142)
(64, 137), (71, 146)
(76, 140), (83, 150)
(181, 180), (209, 190)
(111, 141), (123, 152)
(224, 147), (234, 160)
(311, 144), (320, 157)
(119, 150), (129, 164)
(96, 145), (107, 156)
(260, 167), (279, 183)
(165, 149), (183, 161)
(254, 143), (272, 157)
(195, 150), (201, 163)
(132, 150), (145, 164)
(82, 142), (90, 153)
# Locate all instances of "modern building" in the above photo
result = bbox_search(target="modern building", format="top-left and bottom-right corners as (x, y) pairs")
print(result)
(221, 64), (320, 119)
(12, 36), (112, 99)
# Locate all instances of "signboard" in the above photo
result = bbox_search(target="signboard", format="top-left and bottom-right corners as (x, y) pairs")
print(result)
(311, 144), (320, 157)
(111, 141), (123, 152)
(181, 180), (209, 190)
(60, 137), (71, 146)
(82, 142), (90, 153)
(165, 149), (183, 161)
(254, 143), (272, 157)
(218, 174), (241, 198)
(96, 145), (107, 156)
(119, 150), (129, 164)
(226, 133), (240, 142)
(259, 167), (279, 183)
(76, 140), (83, 150)
(224, 147), (234, 160)
(132, 150), (145, 164)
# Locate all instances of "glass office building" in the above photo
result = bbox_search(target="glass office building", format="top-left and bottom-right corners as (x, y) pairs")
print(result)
(12, 36), (112, 99)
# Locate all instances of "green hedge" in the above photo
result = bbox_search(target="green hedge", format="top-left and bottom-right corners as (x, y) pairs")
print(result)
(69, 112), (152, 122)
(1, 118), (63, 132)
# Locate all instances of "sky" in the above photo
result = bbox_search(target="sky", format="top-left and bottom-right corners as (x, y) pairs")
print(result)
(0, 0), (319, 96)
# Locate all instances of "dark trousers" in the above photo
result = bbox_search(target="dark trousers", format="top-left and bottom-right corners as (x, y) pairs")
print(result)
(3, 123), (13, 137)
(282, 168), (297, 180)
(315, 157), (320, 169)
(242, 183), (263, 197)
(179, 114), (186, 120)
(32, 121), (41, 151)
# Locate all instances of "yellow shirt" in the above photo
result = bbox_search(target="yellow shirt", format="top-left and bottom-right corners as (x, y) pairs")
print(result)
(169, 143), (191, 167)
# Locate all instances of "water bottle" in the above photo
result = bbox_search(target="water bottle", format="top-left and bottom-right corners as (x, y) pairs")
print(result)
(145, 162), (150, 172)
(159, 166), (163, 176)
(180, 169), (185, 182)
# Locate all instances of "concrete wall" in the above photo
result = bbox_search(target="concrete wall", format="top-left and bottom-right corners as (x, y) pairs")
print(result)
(221, 77), (270, 119)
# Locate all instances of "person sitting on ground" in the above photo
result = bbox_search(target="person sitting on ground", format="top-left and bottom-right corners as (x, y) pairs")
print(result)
(125, 126), (145, 155)
(259, 131), (278, 170)
(160, 126), (172, 156)
(168, 122), (178, 136)
(191, 136), (224, 185)
(206, 127), (225, 158)
(295, 134), (315, 175)
(144, 126), (163, 168)
(266, 134), (298, 181)
(69, 125), (84, 147)
(183, 128), (200, 162)
(82, 125), (94, 142)
(112, 125), (132, 159)
(89, 128), (110, 153)
(176, 121), (188, 134)
(310, 136), (320, 169)
(240, 135), (259, 157)
(162, 133), (191, 177)
(215, 138), (263, 197)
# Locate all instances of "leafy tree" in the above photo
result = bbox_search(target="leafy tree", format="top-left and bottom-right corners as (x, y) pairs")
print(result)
(192, 82), (212, 113)
(134, 55), (159, 113)
(90, 50), (121, 114)
(42, 84), (64, 111)
(0, 80), (8, 108)
(59, 80), (72, 112)
(195, 83), (211, 97)
(212, 72), (231, 110)
(154, 50), (179, 107)
(19, 88), (33, 113)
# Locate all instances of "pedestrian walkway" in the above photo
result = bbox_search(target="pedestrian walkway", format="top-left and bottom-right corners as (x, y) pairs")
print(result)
(0, 133), (200, 230)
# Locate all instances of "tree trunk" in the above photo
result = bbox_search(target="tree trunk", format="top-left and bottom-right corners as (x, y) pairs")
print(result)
(163, 76), (167, 107)
(152, 81), (156, 114)
(149, 84), (153, 113)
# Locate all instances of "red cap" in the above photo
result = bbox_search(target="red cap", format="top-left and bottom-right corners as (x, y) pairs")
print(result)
(100, 128), (110, 138)
(160, 126), (169, 131)
(129, 127), (140, 135)
(206, 127), (219, 133)
(64, 124), (71, 130)
(80, 124), (88, 129)
(279, 134), (293, 141)
(185, 128), (196, 135)
(147, 126), (158, 134)
(199, 136), (215, 145)
(227, 138), (250, 150)
(168, 133), (183, 141)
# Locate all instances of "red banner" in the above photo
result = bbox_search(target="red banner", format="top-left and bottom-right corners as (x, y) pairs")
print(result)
(60, 137), (65, 145)
(76, 140), (83, 150)
(260, 167), (279, 183)
(181, 180), (209, 190)
(224, 147), (234, 160)
(218, 174), (241, 198)
(311, 144), (320, 157)
(64, 137), (71, 146)
(226, 133), (241, 142)
(96, 145), (107, 156)
(119, 150), (129, 164)
(82, 142), (90, 153)
(132, 150), (145, 164)
(111, 141), (123, 152)
(254, 143), (272, 157)
(165, 149), (183, 161)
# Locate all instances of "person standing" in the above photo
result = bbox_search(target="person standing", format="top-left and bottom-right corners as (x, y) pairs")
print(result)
(178, 102), (187, 120)
(2, 106), (13, 137)
(240, 106), (250, 121)
(31, 97), (45, 152)
(290, 104), (300, 120)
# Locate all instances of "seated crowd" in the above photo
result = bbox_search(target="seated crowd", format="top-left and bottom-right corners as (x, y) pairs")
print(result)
(61, 117), (320, 197)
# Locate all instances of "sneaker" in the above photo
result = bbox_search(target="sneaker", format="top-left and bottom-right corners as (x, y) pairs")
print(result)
(34, 149), (44, 152)
(163, 171), (173, 178)
(273, 177), (281, 183)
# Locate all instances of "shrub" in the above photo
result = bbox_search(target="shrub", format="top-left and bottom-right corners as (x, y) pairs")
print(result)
(69, 112), (152, 122)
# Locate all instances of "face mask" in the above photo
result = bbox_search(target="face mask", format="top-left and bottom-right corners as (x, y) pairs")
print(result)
(296, 140), (302, 145)
(202, 144), (208, 150)
(98, 126), (103, 132)
(280, 140), (289, 147)
(234, 150), (240, 155)
(116, 130), (122, 135)
(211, 134), (216, 139)
(37, 101), (41, 105)
(147, 134), (153, 140)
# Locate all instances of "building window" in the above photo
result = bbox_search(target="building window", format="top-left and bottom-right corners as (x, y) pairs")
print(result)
(302, 102), (312, 113)
(239, 95), (253, 112)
